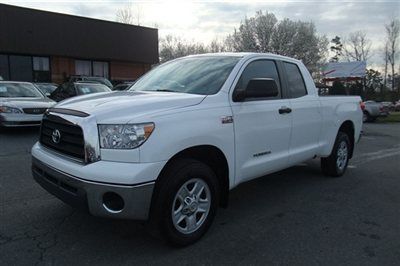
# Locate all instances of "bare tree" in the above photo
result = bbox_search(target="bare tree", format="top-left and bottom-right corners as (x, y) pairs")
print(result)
(209, 39), (226, 53)
(159, 35), (210, 62)
(385, 18), (400, 91)
(344, 31), (371, 62)
(116, 3), (134, 24)
(383, 42), (389, 90)
(225, 11), (328, 73)
(116, 3), (142, 25)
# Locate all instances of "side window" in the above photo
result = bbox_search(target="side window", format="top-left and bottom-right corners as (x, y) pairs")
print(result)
(235, 60), (281, 100)
(283, 62), (307, 98)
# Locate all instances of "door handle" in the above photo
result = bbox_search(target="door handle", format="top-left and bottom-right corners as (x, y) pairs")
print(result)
(279, 106), (292, 114)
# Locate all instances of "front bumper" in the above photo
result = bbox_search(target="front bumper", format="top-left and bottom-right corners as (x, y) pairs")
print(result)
(0, 113), (43, 127)
(32, 157), (155, 220)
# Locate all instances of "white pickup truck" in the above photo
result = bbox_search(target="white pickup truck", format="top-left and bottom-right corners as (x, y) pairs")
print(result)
(32, 53), (362, 246)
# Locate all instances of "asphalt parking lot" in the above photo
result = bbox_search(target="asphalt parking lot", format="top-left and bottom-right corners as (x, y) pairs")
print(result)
(1, 123), (400, 265)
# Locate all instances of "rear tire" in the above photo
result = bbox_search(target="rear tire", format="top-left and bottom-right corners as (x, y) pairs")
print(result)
(150, 159), (219, 246)
(363, 111), (370, 122)
(321, 132), (350, 177)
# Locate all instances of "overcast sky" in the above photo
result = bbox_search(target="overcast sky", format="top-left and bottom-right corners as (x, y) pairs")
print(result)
(1, 0), (399, 68)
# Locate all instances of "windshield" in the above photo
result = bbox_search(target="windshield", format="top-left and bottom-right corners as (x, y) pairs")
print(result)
(129, 56), (240, 95)
(84, 77), (113, 88)
(76, 83), (111, 95)
(0, 82), (44, 98)
(36, 84), (57, 94)
(113, 84), (132, 91)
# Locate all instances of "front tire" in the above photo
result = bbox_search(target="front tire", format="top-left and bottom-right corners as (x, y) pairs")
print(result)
(321, 132), (350, 177)
(151, 159), (219, 246)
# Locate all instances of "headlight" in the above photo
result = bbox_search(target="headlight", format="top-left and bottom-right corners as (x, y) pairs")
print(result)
(0, 106), (22, 113)
(98, 123), (155, 149)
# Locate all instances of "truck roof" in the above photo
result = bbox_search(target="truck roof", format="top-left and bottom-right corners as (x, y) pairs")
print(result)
(185, 52), (302, 64)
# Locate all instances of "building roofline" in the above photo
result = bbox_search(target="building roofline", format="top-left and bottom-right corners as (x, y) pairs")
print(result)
(0, 3), (158, 31)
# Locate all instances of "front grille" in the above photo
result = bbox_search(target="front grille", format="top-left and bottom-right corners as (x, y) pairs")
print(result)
(40, 116), (85, 161)
(23, 108), (47, 114)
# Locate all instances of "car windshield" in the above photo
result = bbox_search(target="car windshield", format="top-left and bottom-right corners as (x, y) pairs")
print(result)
(114, 84), (132, 91)
(75, 83), (111, 95)
(0, 82), (44, 98)
(36, 84), (57, 94)
(129, 56), (240, 95)
(84, 77), (113, 88)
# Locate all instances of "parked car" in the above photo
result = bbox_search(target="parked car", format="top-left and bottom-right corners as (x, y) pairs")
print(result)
(32, 53), (362, 246)
(381, 101), (395, 112)
(394, 101), (400, 112)
(50, 82), (112, 102)
(69, 75), (113, 89)
(363, 100), (389, 122)
(0, 81), (55, 127)
(113, 82), (134, 91)
(34, 83), (58, 96)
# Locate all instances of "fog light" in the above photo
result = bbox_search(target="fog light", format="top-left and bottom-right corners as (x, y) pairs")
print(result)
(102, 192), (124, 213)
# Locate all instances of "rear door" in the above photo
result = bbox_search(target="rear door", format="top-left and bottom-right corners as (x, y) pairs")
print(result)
(231, 59), (292, 184)
(281, 61), (322, 165)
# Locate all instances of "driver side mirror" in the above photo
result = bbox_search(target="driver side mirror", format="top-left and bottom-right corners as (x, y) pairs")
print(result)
(233, 78), (279, 102)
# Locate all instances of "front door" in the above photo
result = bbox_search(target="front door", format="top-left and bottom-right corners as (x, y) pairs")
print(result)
(230, 59), (292, 184)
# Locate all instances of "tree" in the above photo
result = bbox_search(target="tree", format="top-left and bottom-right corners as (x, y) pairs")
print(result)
(225, 11), (328, 73)
(344, 31), (371, 62)
(365, 69), (383, 94)
(385, 18), (400, 92)
(383, 42), (389, 90)
(330, 36), (343, 62)
(159, 35), (209, 63)
(116, 3), (142, 25)
(208, 39), (227, 53)
(330, 80), (346, 95)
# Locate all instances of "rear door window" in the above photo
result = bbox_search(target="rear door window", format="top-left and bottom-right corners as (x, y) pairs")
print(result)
(283, 62), (307, 98)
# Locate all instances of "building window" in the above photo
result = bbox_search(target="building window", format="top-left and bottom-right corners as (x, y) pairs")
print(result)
(9, 55), (33, 82)
(33, 57), (50, 71)
(75, 60), (109, 78)
(32, 56), (51, 82)
(0, 54), (10, 80)
(93, 61), (109, 78)
(75, 60), (92, 76)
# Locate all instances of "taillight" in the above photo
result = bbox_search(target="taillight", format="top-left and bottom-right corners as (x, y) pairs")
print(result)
(360, 101), (365, 111)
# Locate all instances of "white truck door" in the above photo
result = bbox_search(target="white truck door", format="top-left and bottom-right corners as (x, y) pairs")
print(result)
(230, 59), (292, 184)
(281, 61), (322, 165)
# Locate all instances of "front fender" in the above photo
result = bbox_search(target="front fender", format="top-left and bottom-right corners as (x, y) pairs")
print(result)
(139, 106), (235, 187)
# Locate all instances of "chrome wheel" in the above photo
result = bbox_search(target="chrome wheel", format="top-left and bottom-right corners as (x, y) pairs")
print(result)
(172, 178), (211, 234)
(336, 141), (348, 170)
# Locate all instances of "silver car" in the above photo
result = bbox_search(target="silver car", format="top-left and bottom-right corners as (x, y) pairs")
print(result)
(363, 100), (389, 122)
(0, 81), (55, 127)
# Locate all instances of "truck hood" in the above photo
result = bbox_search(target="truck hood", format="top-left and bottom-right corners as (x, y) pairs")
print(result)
(55, 91), (206, 123)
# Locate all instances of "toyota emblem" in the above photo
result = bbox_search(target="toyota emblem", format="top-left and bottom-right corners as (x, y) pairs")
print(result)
(51, 129), (61, 144)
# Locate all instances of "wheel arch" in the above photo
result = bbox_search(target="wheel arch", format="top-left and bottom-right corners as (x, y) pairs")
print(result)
(338, 120), (355, 158)
(153, 145), (230, 208)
